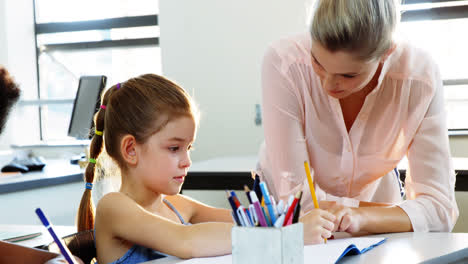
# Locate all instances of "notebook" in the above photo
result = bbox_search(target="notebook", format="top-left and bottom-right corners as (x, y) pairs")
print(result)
(0, 230), (42, 243)
(304, 236), (387, 263)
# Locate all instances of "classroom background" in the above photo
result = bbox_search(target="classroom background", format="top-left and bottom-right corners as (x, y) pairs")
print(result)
(1, 0), (468, 232)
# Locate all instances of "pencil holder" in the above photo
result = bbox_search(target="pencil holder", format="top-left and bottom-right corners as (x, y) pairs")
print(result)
(232, 223), (303, 264)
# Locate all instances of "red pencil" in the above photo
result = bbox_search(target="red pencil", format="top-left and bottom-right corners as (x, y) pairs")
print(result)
(283, 190), (302, 226)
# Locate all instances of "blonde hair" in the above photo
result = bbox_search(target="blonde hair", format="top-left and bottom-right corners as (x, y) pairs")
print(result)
(310, 0), (400, 61)
(76, 74), (199, 231)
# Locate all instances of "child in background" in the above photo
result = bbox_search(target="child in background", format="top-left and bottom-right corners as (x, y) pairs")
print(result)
(76, 74), (335, 264)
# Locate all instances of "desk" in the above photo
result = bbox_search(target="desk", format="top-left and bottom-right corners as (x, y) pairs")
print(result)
(0, 159), (83, 194)
(143, 232), (468, 264)
(184, 156), (468, 191)
(0, 224), (76, 249)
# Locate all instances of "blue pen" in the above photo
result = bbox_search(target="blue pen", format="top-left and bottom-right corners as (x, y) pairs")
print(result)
(230, 190), (241, 203)
(226, 190), (242, 226)
(259, 182), (277, 224)
(35, 208), (78, 264)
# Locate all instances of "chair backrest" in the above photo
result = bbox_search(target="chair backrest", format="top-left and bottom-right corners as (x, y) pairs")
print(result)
(48, 229), (96, 264)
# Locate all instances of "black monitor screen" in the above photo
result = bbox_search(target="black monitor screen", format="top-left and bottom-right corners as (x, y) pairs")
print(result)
(68, 75), (107, 139)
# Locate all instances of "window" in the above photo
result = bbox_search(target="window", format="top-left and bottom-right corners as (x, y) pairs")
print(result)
(400, 0), (468, 130)
(30, 0), (160, 141)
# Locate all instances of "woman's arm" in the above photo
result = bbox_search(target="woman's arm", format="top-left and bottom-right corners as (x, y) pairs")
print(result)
(260, 45), (316, 208)
(319, 201), (412, 234)
(397, 62), (458, 232)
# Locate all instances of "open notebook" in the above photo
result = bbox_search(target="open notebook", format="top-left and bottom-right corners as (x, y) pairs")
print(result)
(304, 236), (387, 263)
(141, 236), (387, 264)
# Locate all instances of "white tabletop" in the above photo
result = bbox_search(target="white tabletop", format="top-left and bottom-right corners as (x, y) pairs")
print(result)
(0, 224), (76, 248)
(143, 232), (468, 264)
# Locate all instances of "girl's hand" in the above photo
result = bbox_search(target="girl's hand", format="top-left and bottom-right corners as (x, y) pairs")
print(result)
(299, 209), (335, 245)
(324, 203), (364, 233)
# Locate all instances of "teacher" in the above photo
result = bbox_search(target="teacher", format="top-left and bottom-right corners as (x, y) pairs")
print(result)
(257, 0), (458, 234)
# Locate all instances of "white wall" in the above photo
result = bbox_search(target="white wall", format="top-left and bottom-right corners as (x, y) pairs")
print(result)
(0, 0), (40, 149)
(159, 0), (312, 161)
(450, 136), (468, 157)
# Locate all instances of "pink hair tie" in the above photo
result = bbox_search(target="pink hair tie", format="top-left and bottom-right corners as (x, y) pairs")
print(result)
(116, 83), (121, 90)
(100, 105), (106, 110)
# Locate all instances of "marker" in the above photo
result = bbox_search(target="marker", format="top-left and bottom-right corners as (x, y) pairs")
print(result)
(249, 191), (268, 227)
(276, 200), (285, 215)
(231, 193), (251, 227)
(35, 208), (78, 264)
(274, 213), (286, 228)
(259, 182), (277, 224)
(248, 204), (259, 226)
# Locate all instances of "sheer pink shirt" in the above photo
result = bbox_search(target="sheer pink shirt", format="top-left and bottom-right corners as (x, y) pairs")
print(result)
(257, 33), (458, 232)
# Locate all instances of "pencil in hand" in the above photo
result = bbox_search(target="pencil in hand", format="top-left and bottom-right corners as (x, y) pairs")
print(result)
(304, 161), (327, 243)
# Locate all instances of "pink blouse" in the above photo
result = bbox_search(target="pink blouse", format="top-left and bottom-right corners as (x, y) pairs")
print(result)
(257, 33), (458, 232)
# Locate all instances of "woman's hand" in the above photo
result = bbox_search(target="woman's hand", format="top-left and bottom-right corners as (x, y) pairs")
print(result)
(322, 203), (365, 233)
(299, 209), (335, 245)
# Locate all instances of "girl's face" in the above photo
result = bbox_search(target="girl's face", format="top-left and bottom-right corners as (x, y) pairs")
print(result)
(137, 116), (196, 195)
(310, 41), (381, 99)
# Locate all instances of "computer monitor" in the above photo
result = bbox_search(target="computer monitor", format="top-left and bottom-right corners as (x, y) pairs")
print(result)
(68, 75), (107, 139)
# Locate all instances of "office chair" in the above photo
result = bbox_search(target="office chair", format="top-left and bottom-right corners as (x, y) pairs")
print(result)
(47, 229), (96, 264)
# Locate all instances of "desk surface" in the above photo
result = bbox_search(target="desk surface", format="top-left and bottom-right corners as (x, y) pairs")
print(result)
(0, 159), (83, 194)
(143, 232), (468, 264)
(0, 224), (76, 248)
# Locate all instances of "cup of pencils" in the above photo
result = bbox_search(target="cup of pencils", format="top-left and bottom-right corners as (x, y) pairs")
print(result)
(229, 173), (304, 264)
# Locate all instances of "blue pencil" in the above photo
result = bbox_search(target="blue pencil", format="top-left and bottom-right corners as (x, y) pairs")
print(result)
(35, 208), (78, 264)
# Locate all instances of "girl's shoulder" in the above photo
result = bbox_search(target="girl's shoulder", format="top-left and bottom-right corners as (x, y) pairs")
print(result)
(163, 194), (193, 211)
(98, 191), (131, 205)
(96, 192), (137, 217)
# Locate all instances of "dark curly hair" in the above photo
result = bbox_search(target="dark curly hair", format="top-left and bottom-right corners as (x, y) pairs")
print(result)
(0, 66), (21, 134)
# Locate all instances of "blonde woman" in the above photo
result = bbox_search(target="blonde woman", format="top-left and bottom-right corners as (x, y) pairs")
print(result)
(257, 0), (458, 235)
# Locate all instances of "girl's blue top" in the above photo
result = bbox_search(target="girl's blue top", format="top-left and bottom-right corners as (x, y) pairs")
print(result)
(96, 199), (190, 264)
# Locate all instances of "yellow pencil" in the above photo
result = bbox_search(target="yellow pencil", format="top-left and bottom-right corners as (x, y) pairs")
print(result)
(304, 161), (327, 243)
